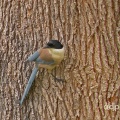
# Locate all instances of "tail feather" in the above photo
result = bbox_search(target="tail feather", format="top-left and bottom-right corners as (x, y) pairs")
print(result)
(20, 67), (38, 105)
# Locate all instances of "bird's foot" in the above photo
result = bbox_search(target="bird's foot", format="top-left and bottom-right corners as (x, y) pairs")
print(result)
(51, 73), (65, 83)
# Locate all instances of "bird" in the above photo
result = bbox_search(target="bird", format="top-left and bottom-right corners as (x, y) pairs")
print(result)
(20, 40), (64, 105)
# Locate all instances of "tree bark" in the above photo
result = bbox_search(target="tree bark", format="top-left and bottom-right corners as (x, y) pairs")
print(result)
(0, 0), (119, 120)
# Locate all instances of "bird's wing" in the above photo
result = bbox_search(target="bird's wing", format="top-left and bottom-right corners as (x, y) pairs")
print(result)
(35, 48), (55, 65)
(27, 48), (55, 65)
(27, 50), (40, 62)
(35, 57), (54, 65)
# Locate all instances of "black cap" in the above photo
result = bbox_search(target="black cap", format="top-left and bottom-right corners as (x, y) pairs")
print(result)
(45, 40), (63, 49)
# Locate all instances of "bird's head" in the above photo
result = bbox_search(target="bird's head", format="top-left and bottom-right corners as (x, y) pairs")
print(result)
(44, 40), (63, 49)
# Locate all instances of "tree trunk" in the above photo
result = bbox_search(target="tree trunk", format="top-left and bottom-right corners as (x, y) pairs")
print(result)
(0, 0), (119, 120)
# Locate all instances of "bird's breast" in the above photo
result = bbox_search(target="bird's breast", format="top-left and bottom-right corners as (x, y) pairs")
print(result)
(49, 48), (64, 62)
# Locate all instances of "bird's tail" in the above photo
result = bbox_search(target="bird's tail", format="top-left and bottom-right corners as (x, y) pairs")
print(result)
(20, 67), (38, 105)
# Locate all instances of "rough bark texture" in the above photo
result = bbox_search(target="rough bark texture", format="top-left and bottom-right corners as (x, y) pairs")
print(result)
(0, 0), (120, 120)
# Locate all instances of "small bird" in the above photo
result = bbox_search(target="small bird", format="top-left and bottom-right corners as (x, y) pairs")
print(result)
(20, 40), (64, 105)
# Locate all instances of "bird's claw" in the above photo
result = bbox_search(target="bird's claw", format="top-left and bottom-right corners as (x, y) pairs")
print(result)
(51, 73), (65, 83)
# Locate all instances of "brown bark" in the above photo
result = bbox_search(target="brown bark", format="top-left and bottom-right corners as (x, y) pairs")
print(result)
(0, 0), (120, 120)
